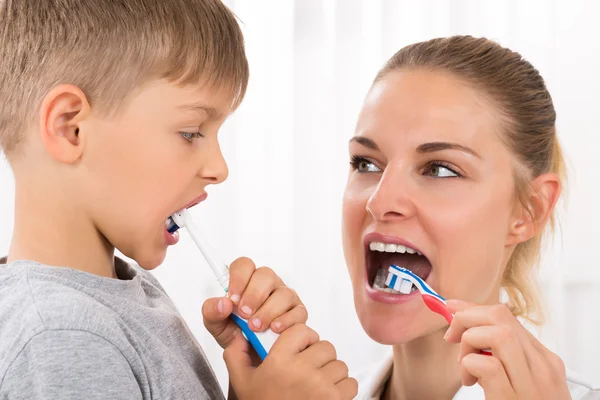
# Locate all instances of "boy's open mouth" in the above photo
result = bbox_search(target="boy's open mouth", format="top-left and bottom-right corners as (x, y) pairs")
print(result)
(365, 239), (432, 294)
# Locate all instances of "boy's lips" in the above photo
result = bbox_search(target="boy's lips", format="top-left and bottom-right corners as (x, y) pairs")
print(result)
(163, 192), (207, 246)
(183, 192), (208, 209)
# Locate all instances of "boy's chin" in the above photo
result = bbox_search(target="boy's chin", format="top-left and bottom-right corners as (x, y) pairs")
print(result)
(122, 247), (167, 271)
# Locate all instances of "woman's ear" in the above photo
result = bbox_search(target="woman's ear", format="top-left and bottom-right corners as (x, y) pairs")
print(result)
(506, 173), (561, 245)
(39, 84), (91, 164)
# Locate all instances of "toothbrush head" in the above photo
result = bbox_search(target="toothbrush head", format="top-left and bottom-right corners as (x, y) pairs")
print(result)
(165, 217), (181, 234)
(388, 265), (453, 324)
(166, 211), (188, 234)
(388, 265), (444, 301)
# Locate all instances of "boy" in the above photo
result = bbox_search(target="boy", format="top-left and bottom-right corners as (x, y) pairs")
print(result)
(0, 0), (358, 399)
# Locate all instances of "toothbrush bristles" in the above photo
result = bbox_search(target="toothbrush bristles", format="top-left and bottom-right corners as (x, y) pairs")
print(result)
(166, 217), (180, 234)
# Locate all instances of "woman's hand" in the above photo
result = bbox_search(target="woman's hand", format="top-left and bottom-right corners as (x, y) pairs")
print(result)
(444, 300), (571, 400)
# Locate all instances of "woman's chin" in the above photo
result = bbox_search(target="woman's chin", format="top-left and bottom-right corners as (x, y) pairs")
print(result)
(356, 305), (445, 345)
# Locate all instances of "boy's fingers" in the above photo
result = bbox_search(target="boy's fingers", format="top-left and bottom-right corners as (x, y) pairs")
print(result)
(270, 304), (308, 333)
(321, 360), (350, 385)
(271, 324), (319, 355)
(237, 266), (282, 319)
(298, 340), (337, 368)
(228, 257), (256, 304)
(336, 377), (359, 400)
(249, 286), (303, 331)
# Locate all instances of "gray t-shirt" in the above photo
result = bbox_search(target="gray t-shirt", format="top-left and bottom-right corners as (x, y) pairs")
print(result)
(0, 257), (225, 400)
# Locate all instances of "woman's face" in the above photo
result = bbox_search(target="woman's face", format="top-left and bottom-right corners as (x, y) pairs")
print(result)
(342, 69), (524, 344)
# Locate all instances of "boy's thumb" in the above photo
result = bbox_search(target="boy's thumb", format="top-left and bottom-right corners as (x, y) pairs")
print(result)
(202, 297), (233, 337)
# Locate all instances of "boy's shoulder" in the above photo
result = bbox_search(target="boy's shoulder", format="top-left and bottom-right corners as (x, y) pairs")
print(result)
(0, 258), (146, 367)
(0, 257), (224, 399)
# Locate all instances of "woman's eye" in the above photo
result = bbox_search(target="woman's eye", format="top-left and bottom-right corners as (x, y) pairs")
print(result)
(350, 156), (381, 173)
(180, 131), (204, 142)
(424, 163), (459, 178)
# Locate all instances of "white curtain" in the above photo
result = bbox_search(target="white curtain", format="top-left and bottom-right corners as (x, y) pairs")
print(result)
(1, 0), (599, 394)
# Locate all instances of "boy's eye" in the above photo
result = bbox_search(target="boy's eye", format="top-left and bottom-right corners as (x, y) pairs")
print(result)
(423, 162), (460, 178)
(180, 131), (204, 142)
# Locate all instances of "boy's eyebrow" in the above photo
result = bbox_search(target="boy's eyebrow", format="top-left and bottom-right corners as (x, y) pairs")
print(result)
(177, 103), (223, 120)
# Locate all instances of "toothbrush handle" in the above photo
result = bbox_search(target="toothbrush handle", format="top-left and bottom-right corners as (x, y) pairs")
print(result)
(230, 310), (280, 360)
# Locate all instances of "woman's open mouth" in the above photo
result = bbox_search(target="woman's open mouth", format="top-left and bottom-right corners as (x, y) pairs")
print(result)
(364, 235), (432, 296)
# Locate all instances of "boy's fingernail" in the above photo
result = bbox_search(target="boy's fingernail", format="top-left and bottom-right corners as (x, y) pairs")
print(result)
(251, 318), (261, 329)
(230, 294), (240, 304)
(241, 305), (252, 315)
(217, 299), (224, 314)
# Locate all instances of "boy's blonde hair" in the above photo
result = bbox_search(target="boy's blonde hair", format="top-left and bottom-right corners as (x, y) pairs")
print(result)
(0, 0), (249, 158)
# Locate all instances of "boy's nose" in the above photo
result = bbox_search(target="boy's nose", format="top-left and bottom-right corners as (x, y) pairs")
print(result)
(200, 144), (229, 184)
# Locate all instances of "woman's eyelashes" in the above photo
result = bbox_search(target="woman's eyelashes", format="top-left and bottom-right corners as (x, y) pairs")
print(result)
(422, 161), (461, 178)
(179, 131), (204, 142)
(350, 155), (381, 173)
(350, 155), (463, 178)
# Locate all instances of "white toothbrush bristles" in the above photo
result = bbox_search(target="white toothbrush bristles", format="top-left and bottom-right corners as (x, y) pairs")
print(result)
(399, 279), (413, 294)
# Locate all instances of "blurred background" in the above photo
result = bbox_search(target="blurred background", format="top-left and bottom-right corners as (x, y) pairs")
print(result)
(1, 0), (599, 394)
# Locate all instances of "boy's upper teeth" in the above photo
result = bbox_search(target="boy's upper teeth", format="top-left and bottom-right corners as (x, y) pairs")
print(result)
(369, 241), (421, 255)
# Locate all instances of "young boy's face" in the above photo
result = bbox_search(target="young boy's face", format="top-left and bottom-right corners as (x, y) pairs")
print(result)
(79, 80), (232, 269)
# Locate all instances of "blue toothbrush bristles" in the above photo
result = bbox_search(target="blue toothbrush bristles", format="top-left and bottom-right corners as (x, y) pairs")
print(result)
(165, 217), (181, 234)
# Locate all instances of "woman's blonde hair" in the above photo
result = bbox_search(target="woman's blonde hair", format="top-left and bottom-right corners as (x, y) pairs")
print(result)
(375, 35), (565, 324)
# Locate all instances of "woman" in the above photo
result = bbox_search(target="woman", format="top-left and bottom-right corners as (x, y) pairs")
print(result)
(342, 36), (598, 399)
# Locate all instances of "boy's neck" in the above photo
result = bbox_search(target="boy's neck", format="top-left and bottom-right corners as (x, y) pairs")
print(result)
(7, 184), (117, 278)
(384, 328), (463, 400)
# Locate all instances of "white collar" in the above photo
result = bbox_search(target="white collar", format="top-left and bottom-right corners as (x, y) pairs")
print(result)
(354, 352), (598, 400)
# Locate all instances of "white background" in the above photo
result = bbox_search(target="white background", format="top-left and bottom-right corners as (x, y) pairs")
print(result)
(1, 0), (599, 394)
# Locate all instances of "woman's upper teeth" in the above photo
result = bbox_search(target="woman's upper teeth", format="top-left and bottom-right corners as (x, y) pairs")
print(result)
(369, 241), (421, 256)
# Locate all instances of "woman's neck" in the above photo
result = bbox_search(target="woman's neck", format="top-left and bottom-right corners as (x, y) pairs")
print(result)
(383, 328), (463, 400)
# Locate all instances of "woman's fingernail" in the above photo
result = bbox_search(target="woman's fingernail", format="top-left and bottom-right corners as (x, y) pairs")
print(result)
(241, 305), (252, 315)
(443, 329), (451, 340)
(230, 294), (240, 304)
(251, 318), (261, 329)
(217, 299), (224, 314)
(272, 321), (282, 331)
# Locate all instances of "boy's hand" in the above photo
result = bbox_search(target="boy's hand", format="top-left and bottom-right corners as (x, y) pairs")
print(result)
(202, 257), (307, 351)
(225, 323), (358, 400)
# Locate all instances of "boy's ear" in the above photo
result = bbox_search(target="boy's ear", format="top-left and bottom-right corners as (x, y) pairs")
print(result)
(506, 173), (561, 246)
(39, 84), (91, 164)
